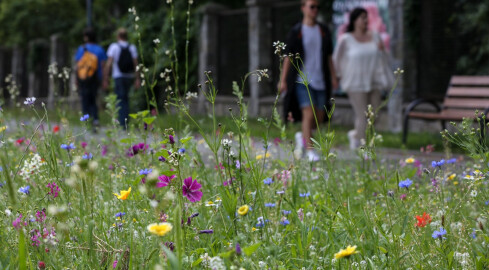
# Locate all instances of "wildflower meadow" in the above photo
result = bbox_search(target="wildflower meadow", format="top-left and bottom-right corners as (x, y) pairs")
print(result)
(1, 2), (489, 270)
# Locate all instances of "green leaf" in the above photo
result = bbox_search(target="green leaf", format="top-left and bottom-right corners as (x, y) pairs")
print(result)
(243, 242), (261, 256)
(191, 258), (203, 267)
(180, 136), (193, 144)
(143, 116), (156, 125)
(129, 113), (139, 119)
(159, 139), (169, 145)
(378, 246), (388, 254)
(155, 150), (170, 159)
(160, 170), (177, 176)
(162, 245), (181, 269)
(140, 110), (150, 117)
(218, 250), (234, 259)
(120, 138), (134, 144)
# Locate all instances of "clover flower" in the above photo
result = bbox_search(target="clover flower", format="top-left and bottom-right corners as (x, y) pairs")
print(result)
(46, 182), (59, 198)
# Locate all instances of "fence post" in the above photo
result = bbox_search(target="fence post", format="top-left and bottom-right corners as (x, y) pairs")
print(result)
(247, 0), (273, 117)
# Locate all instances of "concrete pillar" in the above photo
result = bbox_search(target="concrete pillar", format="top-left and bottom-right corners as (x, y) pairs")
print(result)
(387, 0), (404, 133)
(246, 0), (273, 117)
(197, 3), (226, 114)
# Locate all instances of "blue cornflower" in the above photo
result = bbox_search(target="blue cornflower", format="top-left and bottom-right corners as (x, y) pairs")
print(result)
(471, 229), (476, 239)
(263, 177), (273, 185)
(61, 143), (76, 151)
(446, 158), (457, 164)
(178, 148), (186, 154)
(18, 185), (30, 195)
(432, 227), (447, 239)
(276, 190), (285, 195)
(0, 166), (3, 172)
(82, 153), (93, 160)
(485, 200), (489, 206)
(80, 114), (89, 122)
(115, 212), (126, 218)
(282, 210), (292, 215)
(256, 216), (269, 227)
(299, 192), (310, 197)
(139, 168), (153, 175)
(399, 179), (413, 189)
(431, 159), (445, 168)
(264, 203), (276, 207)
(280, 219), (290, 226)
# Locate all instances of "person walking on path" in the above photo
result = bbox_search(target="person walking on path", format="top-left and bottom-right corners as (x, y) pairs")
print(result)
(333, 7), (385, 149)
(103, 28), (140, 128)
(279, 0), (338, 161)
(75, 27), (107, 131)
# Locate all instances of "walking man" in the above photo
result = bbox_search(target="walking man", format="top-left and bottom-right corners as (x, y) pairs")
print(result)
(103, 28), (140, 128)
(75, 27), (107, 131)
(279, 0), (338, 161)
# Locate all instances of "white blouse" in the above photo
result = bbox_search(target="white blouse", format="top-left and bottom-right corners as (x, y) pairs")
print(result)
(333, 32), (383, 92)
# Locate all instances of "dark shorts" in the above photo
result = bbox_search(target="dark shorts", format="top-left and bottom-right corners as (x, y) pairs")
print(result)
(295, 83), (326, 110)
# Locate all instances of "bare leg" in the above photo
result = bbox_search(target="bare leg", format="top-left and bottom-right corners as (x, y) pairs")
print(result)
(301, 106), (314, 149)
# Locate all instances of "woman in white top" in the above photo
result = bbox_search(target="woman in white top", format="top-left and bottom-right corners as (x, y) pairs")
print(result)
(333, 7), (385, 149)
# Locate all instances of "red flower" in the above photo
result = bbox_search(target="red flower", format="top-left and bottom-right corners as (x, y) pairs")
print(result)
(53, 125), (60, 133)
(38, 261), (46, 269)
(415, 212), (432, 227)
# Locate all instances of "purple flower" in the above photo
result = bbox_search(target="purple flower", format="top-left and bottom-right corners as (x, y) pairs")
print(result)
(18, 185), (30, 195)
(199, 229), (213, 234)
(112, 260), (118, 269)
(61, 143), (76, 151)
(399, 179), (413, 189)
(35, 210), (46, 223)
(235, 160), (241, 169)
(139, 168), (153, 175)
(158, 156), (166, 162)
(280, 218), (290, 226)
(182, 177), (203, 202)
(127, 143), (148, 157)
(263, 177), (273, 185)
(82, 152), (93, 160)
(169, 135), (175, 145)
(282, 210), (291, 215)
(299, 192), (310, 197)
(471, 229), (476, 239)
(80, 114), (89, 121)
(12, 214), (23, 229)
(46, 182), (59, 198)
(156, 175), (176, 188)
(164, 241), (175, 252)
(432, 227), (447, 239)
(236, 243), (242, 255)
(400, 194), (407, 200)
(190, 213), (199, 218)
(115, 212), (126, 218)
(24, 97), (36, 106)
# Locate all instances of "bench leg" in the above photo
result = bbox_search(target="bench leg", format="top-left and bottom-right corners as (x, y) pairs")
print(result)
(402, 114), (409, 144)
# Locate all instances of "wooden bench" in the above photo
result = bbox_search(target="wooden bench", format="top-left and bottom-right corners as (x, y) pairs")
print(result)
(402, 76), (489, 143)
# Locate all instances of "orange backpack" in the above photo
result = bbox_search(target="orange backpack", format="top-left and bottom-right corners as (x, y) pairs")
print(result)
(77, 46), (98, 84)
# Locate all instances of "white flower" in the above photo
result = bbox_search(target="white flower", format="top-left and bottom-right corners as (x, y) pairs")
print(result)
(135, 16), (140, 22)
(166, 0), (172, 4)
(24, 97), (36, 106)
(470, 190), (478, 197)
(5, 209), (11, 216)
(153, 38), (160, 44)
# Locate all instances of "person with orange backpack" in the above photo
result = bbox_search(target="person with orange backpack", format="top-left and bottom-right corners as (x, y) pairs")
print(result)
(75, 27), (107, 131)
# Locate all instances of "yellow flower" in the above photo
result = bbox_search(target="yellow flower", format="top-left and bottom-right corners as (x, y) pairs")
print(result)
(447, 173), (456, 181)
(252, 227), (257, 232)
(133, 218), (137, 222)
(256, 153), (271, 160)
(334, 245), (359, 259)
(113, 187), (131, 200)
(357, 188), (364, 194)
(405, 157), (415, 164)
(0, 126), (7, 133)
(454, 181), (459, 185)
(237, 205), (249, 216)
(147, 222), (173, 236)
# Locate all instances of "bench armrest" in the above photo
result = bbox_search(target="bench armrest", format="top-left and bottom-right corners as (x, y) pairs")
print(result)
(404, 98), (442, 116)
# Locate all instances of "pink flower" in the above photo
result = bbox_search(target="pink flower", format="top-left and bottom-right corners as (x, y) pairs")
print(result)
(81, 141), (88, 149)
(182, 177), (203, 202)
(13, 214), (23, 229)
(112, 260), (118, 269)
(156, 175), (176, 188)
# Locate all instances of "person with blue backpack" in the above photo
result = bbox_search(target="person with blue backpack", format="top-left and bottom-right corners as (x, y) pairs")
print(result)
(75, 27), (107, 132)
(103, 28), (140, 128)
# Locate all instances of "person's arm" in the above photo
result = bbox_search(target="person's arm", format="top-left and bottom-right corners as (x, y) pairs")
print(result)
(103, 57), (113, 90)
(278, 56), (291, 94)
(328, 56), (338, 90)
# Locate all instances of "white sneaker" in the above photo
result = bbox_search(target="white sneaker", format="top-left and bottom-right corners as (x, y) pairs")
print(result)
(348, 130), (359, 150)
(306, 149), (320, 162)
(294, 132), (303, 159)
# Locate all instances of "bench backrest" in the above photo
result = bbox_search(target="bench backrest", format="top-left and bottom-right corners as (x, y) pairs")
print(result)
(443, 76), (489, 111)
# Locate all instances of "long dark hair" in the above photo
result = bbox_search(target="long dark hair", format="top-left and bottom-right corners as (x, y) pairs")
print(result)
(346, 7), (367, 32)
